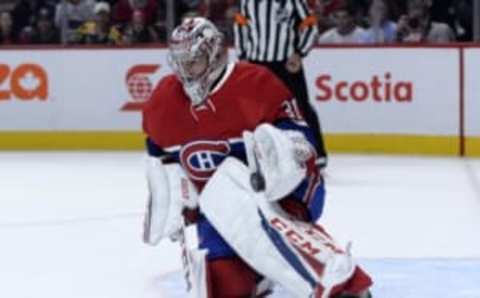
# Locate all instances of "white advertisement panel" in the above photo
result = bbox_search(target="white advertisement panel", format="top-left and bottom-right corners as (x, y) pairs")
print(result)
(464, 49), (480, 136)
(304, 48), (460, 135)
(0, 48), (460, 136)
(0, 49), (170, 131)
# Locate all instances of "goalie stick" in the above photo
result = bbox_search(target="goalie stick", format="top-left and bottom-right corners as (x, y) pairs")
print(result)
(173, 221), (193, 292)
(173, 220), (209, 297)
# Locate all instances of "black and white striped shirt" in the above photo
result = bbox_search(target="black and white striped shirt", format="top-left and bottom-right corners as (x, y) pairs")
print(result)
(233, 0), (318, 62)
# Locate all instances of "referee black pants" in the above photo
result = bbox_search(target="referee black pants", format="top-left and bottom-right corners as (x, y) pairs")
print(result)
(249, 60), (328, 161)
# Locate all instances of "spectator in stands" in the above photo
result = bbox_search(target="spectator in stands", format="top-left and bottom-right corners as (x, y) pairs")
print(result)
(396, 0), (455, 43)
(17, 26), (33, 44)
(55, 0), (95, 44)
(0, 11), (15, 44)
(313, 0), (370, 28)
(318, 3), (368, 43)
(314, 0), (346, 16)
(203, 0), (235, 43)
(383, 0), (403, 21)
(122, 10), (158, 44)
(364, 0), (397, 43)
(223, 4), (238, 45)
(152, 0), (167, 42)
(427, 0), (471, 41)
(309, 0), (335, 34)
(113, 0), (158, 26)
(175, 0), (205, 26)
(429, 0), (456, 25)
(77, 2), (122, 45)
(11, 0), (56, 40)
(451, 0), (472, 41)
(31, 7), (61, 44)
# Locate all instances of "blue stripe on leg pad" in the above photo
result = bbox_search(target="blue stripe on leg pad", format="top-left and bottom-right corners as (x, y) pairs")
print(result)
(258, 210), (317, 288)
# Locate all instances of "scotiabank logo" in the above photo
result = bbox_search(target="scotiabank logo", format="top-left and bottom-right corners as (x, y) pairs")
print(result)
(121, 64), (160, 111)
(316, 73), (413, 103)
(0, 63), (48, 101)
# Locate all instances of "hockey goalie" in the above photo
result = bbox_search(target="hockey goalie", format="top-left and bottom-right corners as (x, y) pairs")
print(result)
(141, 17), (373, 298)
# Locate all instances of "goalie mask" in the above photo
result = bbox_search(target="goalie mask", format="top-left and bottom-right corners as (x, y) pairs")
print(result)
(168, 17), (228, 106)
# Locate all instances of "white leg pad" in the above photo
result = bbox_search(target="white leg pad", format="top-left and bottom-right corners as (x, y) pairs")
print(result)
(256, 199), (356, 298)
(200, 157), (357, 298)
(199, 158), (314, 298)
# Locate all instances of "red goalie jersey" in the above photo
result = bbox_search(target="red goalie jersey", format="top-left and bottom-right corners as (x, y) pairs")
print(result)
(143, 61), (309, 192)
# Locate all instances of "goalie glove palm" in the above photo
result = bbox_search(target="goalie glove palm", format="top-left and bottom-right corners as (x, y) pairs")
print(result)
(244, 124), (308, 201)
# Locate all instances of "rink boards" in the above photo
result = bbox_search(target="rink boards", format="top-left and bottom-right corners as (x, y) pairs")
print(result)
(0, 46), (479, 156)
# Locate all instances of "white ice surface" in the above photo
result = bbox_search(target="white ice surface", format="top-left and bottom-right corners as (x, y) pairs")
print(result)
(1, 152), (479, 298)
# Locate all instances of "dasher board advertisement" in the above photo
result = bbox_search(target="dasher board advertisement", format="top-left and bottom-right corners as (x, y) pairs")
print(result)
(304, 48), (460, 136)
(0, 49), (168, 130)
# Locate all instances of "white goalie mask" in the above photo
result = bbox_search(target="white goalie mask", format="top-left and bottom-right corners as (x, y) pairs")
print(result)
(168, 17), (228, 106)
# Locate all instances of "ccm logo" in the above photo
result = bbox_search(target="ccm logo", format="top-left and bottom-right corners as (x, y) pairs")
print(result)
(270, 217), (321, 256)
(316, 73), (413, 103)
(0, 64), (48, 101)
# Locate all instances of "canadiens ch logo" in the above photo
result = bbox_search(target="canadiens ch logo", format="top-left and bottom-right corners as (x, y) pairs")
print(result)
(180, 140), (231, 181)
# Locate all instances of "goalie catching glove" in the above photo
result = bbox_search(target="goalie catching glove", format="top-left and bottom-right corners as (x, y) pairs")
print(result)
(243, 123), (316, 201)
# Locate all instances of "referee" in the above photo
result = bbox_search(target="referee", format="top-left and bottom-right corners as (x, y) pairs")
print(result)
(233, 0), (328, 167)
